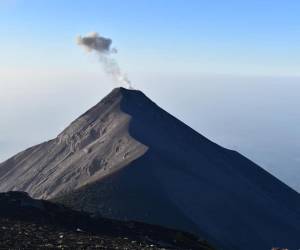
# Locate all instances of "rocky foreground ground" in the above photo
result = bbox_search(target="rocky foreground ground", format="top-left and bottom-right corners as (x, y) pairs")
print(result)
(0, 191), (214, 249)
(0, 218), (170, 249)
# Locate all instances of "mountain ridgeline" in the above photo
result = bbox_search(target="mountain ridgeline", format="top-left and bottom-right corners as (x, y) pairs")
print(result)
(0, 87), (299, 250)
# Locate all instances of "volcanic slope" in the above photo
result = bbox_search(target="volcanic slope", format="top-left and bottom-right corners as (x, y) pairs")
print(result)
(1, 87), (300, 250)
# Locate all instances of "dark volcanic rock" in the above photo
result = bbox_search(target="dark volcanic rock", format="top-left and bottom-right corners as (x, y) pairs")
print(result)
(0, 191), (214, 250)
(1, 88), (300, 249)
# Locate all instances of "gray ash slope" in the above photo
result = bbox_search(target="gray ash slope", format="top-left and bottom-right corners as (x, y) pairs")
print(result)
(0, 88), (148, 199)
(1, 87), (300, 250)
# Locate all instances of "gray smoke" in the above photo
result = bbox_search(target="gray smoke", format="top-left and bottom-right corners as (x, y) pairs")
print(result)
(77, 32), (132, 88)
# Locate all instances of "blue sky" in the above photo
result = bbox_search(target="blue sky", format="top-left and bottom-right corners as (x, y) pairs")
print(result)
(1, 0), (300, 76)
(0, 0), (300, 191)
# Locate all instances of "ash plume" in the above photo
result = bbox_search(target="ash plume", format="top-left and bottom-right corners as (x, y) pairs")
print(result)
(77, 32), (132, 89)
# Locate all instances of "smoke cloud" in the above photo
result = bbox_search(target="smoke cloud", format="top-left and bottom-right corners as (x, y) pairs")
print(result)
(77, 32), (132, 89)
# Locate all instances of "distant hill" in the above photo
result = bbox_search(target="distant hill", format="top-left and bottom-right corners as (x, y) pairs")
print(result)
(0, 87), (300, 249)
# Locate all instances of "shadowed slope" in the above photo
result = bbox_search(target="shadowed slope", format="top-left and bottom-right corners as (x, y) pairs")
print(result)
(55, 88), (300, 250)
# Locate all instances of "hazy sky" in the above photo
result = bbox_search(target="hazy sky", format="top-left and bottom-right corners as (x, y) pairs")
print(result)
(0, 0), (300, 191)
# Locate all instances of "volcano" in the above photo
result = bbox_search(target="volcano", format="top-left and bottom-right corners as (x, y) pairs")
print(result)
(0, 87), (300, 250)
